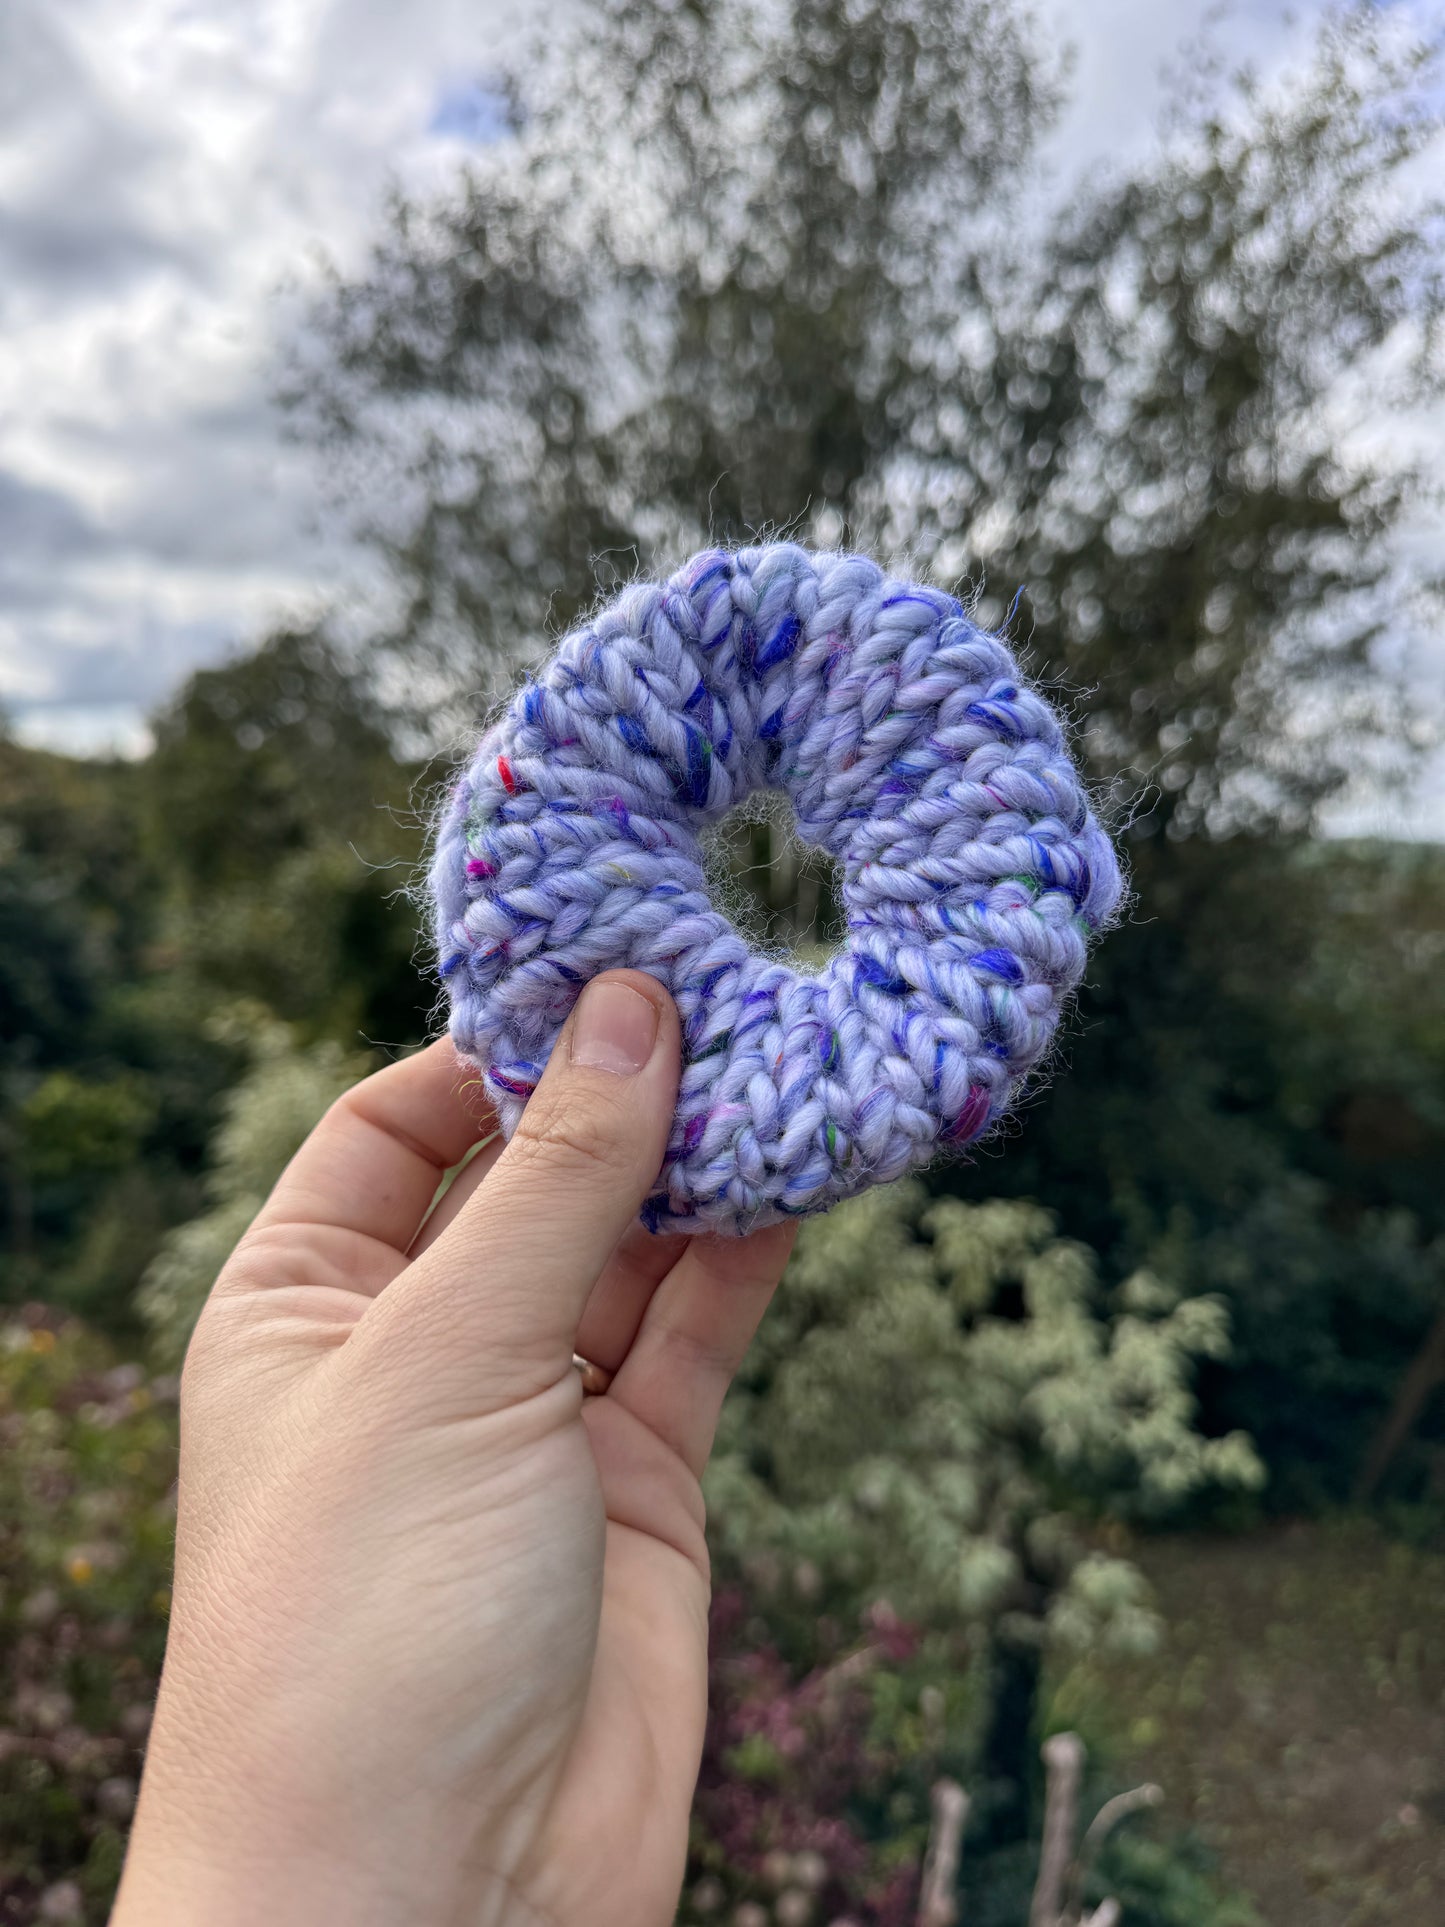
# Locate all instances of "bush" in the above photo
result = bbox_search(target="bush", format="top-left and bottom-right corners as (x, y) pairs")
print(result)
(137, 1009), (371, 1366)
(0, 1309), (178, 1926)
(707, 1184), (1263, 1829)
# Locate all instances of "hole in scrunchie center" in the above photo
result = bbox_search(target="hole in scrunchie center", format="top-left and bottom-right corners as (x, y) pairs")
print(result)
(700, 791), (845, 972)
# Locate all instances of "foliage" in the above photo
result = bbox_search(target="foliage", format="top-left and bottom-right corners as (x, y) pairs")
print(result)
(0, 735), (232, 1324)
(682, 1585), (1257, 1927)
(137, 1010), (372, 1367)
(706, 1183), (1262, 1831)
(710, 1185), (1261, 1637)
(1094, 1834), (1261, 1927)
(682, 1588), (945, 1927)
(0, 1307), (178, 1926)
(0, 635), (430, 1328)
(287, 0), (1064, 706)
(16, 1075), (156, 1190)
(0, 1293), (1251, 1927)
(139, 627), (433, 1042)
(142, 627), (397, 888)
(948, 835), (1445, 1508)
(929, 8), (1445, 837)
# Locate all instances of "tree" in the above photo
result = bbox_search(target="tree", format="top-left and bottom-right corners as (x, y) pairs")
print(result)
(946, 836), (1445, 1508)
(137, 1011), (372, 1367)
(143, 627), (400, 891)
(140, 628), (433, 1044)
(292, 1), (1441, 835)
(285, 0), (1445, 1511)
(0, 739), (218, 1320)
(0, 635), (431, 1326)
(286, 0), (1066, 705)
(895, 9), (1444, 836)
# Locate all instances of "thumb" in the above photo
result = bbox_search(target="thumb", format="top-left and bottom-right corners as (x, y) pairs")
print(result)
(355, 970), (682, 1415)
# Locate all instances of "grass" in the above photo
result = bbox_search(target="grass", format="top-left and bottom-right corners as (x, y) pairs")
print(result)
(1051, 1517), (1445, 1926)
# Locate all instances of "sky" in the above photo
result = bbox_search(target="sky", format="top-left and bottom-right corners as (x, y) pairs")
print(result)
(2, 0), (1441, 832)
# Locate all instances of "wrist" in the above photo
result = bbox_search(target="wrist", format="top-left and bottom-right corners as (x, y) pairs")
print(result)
(112, 1745), (532, 1927)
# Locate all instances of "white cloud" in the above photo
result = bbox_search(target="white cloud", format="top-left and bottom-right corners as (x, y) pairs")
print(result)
(0, 0), (531, 752)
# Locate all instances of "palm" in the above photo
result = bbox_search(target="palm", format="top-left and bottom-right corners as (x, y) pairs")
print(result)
(386, 1208), (788, 1927)
(540, 1425), (714, 1927)
(230, 1183), (786, 1927)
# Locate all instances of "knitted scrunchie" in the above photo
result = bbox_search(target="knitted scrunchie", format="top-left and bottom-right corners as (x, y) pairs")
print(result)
(429, 542), (1122, 1234)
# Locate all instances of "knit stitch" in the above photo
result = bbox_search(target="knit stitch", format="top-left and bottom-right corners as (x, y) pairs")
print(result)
(429, 542), (1122, 1234)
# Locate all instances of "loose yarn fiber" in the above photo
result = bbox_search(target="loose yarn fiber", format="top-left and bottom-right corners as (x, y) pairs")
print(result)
(430, 542), (1122, 1234)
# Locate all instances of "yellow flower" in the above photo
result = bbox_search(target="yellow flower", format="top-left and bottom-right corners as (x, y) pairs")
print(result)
(66, 1553), (94, 1586)
(30, 1329), (56, 1356)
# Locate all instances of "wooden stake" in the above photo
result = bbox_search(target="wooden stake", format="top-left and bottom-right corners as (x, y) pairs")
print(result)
(917, 1777), (971, 1927)
(1030, 1733), (1084, 1927)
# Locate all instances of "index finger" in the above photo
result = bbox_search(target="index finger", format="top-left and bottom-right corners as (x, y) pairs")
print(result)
(252, 1036), (497, 1257)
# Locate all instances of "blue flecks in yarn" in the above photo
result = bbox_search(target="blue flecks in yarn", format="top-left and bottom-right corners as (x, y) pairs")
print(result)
(427, 541), (1124, 1235)
(970, 948), (1025, 985)
(756, 613), (802, 673)
(853, 955), (910, 997)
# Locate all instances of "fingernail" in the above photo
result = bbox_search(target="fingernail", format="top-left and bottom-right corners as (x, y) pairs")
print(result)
(572, 979), (659, 1077)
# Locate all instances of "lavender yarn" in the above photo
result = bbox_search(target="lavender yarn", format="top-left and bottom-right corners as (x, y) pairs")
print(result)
(429, 542), (1122, 1234)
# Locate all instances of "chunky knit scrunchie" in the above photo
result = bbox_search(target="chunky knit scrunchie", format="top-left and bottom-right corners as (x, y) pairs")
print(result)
(430, 542), (1122, 1234)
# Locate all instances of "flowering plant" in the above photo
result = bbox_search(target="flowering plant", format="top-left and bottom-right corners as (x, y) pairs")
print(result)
(0, 1309), (177, 1925)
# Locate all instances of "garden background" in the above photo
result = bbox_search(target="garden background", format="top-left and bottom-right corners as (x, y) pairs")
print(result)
(3, 2), (1445, 1922)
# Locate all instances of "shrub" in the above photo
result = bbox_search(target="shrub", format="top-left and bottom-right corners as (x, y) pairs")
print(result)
(0, 1308), (178, 1925)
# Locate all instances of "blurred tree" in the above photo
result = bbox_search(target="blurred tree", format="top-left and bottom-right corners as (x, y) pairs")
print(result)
(0, 632), (431, 1326)
(905, 12), (1444, 836)
(0, 737), (153, 1102)
(286, 0), (1066, 705)
(137, 1009), (372, 1366)
(0, 737), (223, 1320)
(287, 0), (1445, 1505)
(952, 836), (1445, 1507)
(141, 627), (433, 1046)
(291, 1), (1441, 835)
(143, 626), (398, 889)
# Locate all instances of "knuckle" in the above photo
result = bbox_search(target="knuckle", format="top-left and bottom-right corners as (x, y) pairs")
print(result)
(655, 1322), (737, 1385)
(508, 1090), (638, 1187)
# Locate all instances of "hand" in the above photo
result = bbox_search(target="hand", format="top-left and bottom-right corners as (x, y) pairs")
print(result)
(112, 971), (795, 1927)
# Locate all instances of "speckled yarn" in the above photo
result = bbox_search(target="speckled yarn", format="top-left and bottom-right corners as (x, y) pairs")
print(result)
(429, 543), (1122, 1234)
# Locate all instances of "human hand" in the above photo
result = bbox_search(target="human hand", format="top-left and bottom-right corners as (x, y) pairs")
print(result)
(112, 971), (795, 1927)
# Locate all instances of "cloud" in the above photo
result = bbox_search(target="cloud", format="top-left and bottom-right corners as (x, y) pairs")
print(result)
(0, 4), (193, 310)
(0, 469), (100, 565)
(0, 0), (549, 758)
